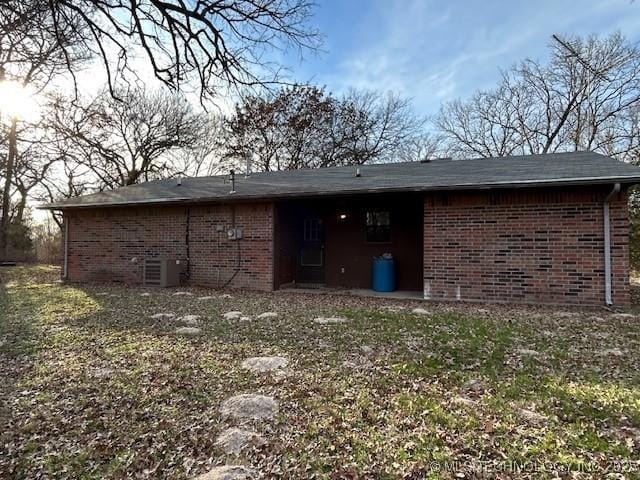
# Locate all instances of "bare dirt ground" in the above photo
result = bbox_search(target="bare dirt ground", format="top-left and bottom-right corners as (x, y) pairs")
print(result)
(1, 265), (639, 479)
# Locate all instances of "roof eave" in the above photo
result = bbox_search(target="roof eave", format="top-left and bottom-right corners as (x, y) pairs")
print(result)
(39, 176), (640, 211)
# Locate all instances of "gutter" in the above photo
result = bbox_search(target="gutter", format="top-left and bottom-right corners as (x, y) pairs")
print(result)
(603, 183), (621, 306)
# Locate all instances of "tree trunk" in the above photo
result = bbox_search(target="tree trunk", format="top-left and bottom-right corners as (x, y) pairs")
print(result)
(15, 186), (27, 224)
(0, 117), (17, 260)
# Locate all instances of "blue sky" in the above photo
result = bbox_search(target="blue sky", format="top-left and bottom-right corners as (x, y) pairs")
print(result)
(283, 0), (640, 116)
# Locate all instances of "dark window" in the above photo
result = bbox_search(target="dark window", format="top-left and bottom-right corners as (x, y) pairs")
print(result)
(365, 210), (391, 243)
(303, 218), (322, 242)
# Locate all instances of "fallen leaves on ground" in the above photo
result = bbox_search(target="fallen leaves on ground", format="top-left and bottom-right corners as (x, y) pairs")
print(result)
(1, 265), (639, 479)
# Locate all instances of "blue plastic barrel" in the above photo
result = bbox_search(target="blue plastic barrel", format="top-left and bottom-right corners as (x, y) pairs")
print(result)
(372, 257), (396, 292)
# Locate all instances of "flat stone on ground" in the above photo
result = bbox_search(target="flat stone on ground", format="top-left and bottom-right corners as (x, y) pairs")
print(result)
(518, 408), (548, 425)
(453, 395), (478, 406)
(151, 313), (175, 319)
(220, 394), (278, 421)
(223, 311), (243, 320)
(463, 378), (487, 393)
(256, 312), (278, 319)
(360, 345), (374, 355)
(215, 428), (266, 455)
(411, 308), (429, 315)
(89, 367), (115, 379)
(612, 313), (635, 320)
(381, 305), (405, 312)
(195, 465), (257, 480)
(172, 291), (193, 296)
(516, 348), (541, 357)
(241, 356), (288, 373)
(198, 296), (217, 301)
(139, 292), (152, 297)
(175, 327), (202, 336)
(313, 316), (347, 324)
(179, 314), (200, 325)
(600, 348), (624, 357)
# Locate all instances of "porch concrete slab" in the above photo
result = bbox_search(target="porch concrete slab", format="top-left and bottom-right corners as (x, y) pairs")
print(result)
(348, 289), (423, 300)
(278, 286), (422, 301)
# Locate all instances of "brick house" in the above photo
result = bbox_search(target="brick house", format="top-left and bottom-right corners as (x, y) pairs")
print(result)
(43, 151), (640, 306)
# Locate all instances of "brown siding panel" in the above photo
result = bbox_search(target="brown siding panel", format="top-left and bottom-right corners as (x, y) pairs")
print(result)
(324, 198), (423, 290)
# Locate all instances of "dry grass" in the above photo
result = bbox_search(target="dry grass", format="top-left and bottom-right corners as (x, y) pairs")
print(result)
(1, 265), (639, 479)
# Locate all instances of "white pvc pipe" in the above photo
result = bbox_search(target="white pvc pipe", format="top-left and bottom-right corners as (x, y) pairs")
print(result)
(603, 183), (621, 306)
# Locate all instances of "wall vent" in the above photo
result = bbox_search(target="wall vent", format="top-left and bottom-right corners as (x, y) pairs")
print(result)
(143, 258), (181, 287)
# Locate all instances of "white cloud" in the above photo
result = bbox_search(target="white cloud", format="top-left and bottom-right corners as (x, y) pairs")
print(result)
(310, 0), (640, 115)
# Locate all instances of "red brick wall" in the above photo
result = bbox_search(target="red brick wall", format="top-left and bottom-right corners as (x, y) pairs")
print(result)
(63, 203), (274, 291)
(188, 204), (274, 290)
(423, 188), (630, 306)
(62, 187), (631, 304)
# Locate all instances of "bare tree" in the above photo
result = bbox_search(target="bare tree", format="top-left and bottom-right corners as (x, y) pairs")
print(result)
(39, 160), (95, 228)
(337, 89), (426, 164)
(0, 0), (85, 259)
(437, 85), (526, 158)
(170, 115), (226, 177)
(0, 0), (320, 259)
(221, 85), (427, 171)
(396, 132), (445, 162)
(4, 0), (321, 101)
(11, 126), (59, 223)
(437, 33), (640, 161)
(31, 214), (62, 263)
(222, 85), (337, 171)
(0, 1), (85, 89)
(50, 88), (206, 189)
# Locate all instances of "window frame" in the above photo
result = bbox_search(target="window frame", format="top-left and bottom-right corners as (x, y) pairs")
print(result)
(303, 218), (322, 242)
(364, 209), (392, 244)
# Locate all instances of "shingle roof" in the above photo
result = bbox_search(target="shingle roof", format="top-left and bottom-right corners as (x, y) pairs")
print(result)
(42, 151), (640, 209)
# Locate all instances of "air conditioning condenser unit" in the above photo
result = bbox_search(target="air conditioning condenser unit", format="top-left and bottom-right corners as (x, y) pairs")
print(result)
(143, 258), (181, 287)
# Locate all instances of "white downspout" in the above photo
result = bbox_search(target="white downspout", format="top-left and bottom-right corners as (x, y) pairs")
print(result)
(603, 183), (621, 306)
(63, 218), (69, 280)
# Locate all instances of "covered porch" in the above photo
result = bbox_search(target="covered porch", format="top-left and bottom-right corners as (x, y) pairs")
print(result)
(273, 193), (424, 292)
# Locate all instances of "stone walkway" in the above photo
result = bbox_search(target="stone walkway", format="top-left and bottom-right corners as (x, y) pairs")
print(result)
(313, 316), (347, 324)
(190, 312), (285, 479)
(241, 356), (288, 373)
(215, 428), (266, 455)
(222, 311), (252, 321)
(220, 393), (279, 421)
(175, 327), (202, 336)
(195, 465), (256, 480)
